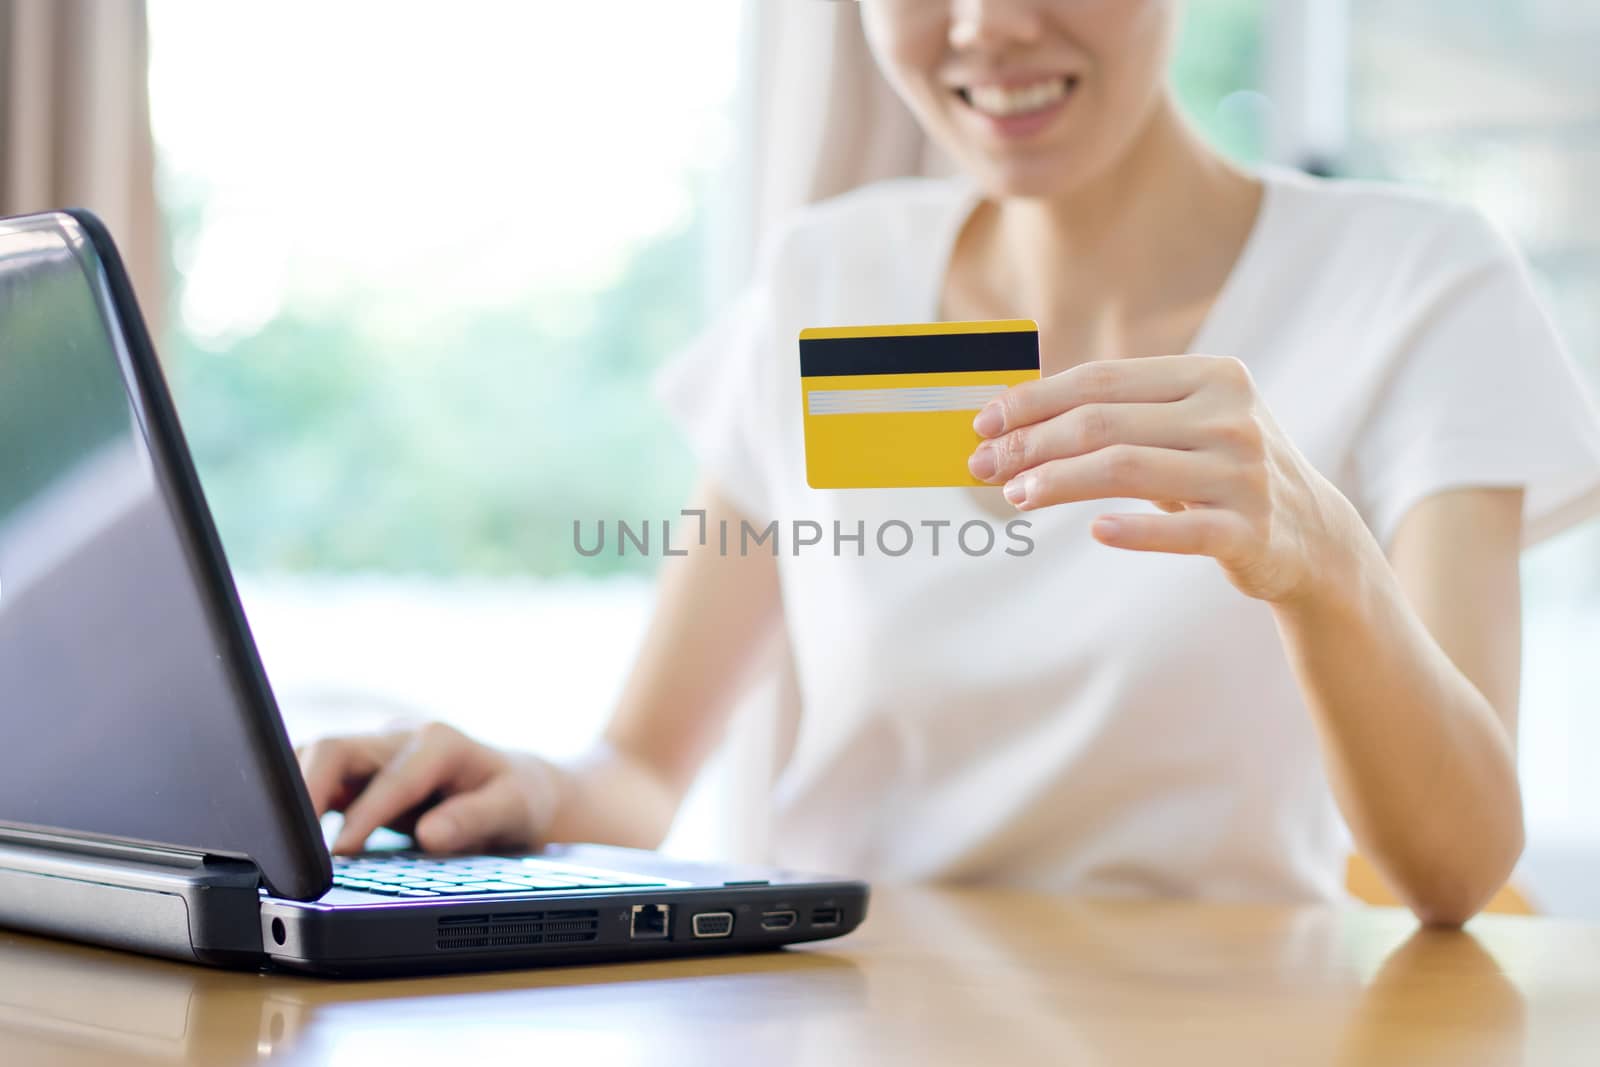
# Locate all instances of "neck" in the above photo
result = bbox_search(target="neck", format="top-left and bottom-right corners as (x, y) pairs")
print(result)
(963, 94), (1262, 367)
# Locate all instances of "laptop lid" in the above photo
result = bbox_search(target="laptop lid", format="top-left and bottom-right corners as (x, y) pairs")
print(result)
(0, 209), (330, 900)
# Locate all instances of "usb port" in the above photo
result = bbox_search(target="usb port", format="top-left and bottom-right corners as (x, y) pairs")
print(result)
(759, 909), (798, 932)
(691, 911), (734, 938)
(810, 906), (841, 928)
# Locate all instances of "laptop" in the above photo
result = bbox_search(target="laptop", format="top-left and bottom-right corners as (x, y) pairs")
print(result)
(0, 208), (867, 976)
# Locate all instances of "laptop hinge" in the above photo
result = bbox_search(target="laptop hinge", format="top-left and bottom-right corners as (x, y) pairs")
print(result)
(0, 825), (213, 870)
(0, 833), (266, 967)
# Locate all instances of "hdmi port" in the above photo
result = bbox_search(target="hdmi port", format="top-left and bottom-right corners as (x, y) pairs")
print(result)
(759, 910), (798, 932)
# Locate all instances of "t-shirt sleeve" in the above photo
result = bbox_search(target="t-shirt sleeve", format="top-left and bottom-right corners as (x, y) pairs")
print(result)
(652, 274), (781, 524)
(1350, 211), (1600, 549)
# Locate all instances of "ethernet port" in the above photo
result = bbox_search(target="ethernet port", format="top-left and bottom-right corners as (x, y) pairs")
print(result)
(630, 903), (672, 941)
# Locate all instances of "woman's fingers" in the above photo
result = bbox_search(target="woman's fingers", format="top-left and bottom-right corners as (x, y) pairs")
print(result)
(969, 401), (1198, 484)
(1090, 507), (1249, 559)
(296, 731), (409, 817)
(330, 724), (476, 855)
(978, 355), (1237, 436)
(415, 776), (537, 854)
(1002, 445), (1235, 511)
(299, 724), (541, 857)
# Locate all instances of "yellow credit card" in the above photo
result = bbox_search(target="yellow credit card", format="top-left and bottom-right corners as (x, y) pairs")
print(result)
(799, 319), (1040, 489)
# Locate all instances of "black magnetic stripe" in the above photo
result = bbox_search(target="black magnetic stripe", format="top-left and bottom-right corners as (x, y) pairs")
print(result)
(799, 330), (1039, 377)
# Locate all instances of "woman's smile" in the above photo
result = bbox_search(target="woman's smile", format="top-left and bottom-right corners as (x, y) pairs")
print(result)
(954, 73), (1080, 141)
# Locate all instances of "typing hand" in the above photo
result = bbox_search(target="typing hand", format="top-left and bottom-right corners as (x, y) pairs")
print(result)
(296, 723), (561, 855)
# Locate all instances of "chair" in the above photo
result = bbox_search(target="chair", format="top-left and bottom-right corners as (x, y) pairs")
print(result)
(1345, 854), (1534, 915)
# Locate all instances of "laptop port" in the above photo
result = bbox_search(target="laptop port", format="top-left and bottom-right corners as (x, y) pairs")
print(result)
(759, 909), (798, 932)
(810, 906), (841, 928)
(629, 903), (672, 941)
(691, 911), (734, 938)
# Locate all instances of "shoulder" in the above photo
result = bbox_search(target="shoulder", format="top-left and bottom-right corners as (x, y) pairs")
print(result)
(1259, 167), (1521, 286)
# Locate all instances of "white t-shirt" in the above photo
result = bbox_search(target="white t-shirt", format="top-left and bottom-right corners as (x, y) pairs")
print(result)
(655, 167), (1600, 903)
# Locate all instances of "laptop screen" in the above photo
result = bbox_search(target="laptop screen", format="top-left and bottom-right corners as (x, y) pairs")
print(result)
(0, 212), (326, 899)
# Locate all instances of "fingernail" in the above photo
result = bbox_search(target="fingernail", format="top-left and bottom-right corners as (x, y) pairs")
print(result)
(1093, 517), (1120, 537)
(973, 403), (1004, 437)
(968, 442), (998, 481)
(1003, 476), (1030, 507)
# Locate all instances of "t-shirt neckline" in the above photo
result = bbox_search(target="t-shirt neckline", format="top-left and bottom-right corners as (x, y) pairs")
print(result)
(922, 168), (1283, 361)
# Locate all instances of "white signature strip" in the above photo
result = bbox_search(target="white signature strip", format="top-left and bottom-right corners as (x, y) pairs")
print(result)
(807, 384), (1007, 415)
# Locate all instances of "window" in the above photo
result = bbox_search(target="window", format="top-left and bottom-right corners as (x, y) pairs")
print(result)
(1172, 0), (1268, 164)
(1344, 0), (1600, 914)
(149, 0), (742, 579)
(147, 2), (742, 775)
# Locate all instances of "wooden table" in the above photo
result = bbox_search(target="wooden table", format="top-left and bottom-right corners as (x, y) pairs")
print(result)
(1, 888), (1596, 1066)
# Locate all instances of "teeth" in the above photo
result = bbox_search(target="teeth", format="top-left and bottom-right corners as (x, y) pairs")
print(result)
(965, 78), (1070, 118)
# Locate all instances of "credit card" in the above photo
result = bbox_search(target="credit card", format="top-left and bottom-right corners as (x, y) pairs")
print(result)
(799, 319), (1040, 489)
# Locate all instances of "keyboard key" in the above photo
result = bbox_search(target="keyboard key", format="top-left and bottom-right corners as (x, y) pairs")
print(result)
(459, 881), (537, 893)
(338, 855), (669, 897)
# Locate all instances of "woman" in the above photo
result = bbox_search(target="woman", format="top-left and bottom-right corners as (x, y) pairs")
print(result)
(299, 0), (1600, 924)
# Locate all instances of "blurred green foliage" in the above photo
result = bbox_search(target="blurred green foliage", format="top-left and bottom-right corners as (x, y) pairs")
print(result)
(1172, 0), (1267, 162)
(167, 3), (1263, 579)
(168, 193), (702, 578)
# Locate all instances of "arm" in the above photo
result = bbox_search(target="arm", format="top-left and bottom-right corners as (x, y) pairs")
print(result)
(972, 355), (1524, 924)
(546, 479), (785, 849)
(300, 479), (782, 854)
(1272, 488), (1523, 926)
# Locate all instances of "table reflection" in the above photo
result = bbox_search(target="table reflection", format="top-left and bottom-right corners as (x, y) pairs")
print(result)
(0, 889), (1562, 1067)
(843, 890), (1529, 1067)
(0, 931), (864, 1065)
(1336, 925), (1524, 1067)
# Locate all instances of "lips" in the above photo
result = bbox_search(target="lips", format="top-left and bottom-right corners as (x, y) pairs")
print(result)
(956, 75), (1079, 119)
(953, 74), (1080, 142)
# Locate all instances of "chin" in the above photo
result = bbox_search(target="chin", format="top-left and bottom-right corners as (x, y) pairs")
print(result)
(960, 149), (1099, 203)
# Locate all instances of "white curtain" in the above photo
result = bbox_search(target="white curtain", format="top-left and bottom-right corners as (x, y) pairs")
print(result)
(734, 0), (952, 266)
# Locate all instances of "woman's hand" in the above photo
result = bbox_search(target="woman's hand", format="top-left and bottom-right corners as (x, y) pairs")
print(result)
(297, 723), (563, 855)
(968, 355), (1366, 604)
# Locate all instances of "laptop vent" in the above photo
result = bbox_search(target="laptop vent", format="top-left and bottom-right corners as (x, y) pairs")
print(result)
(434, 909), (601, 952)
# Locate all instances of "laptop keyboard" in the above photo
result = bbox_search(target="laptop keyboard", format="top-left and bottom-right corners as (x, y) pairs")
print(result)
(331, 853), (668, 898)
